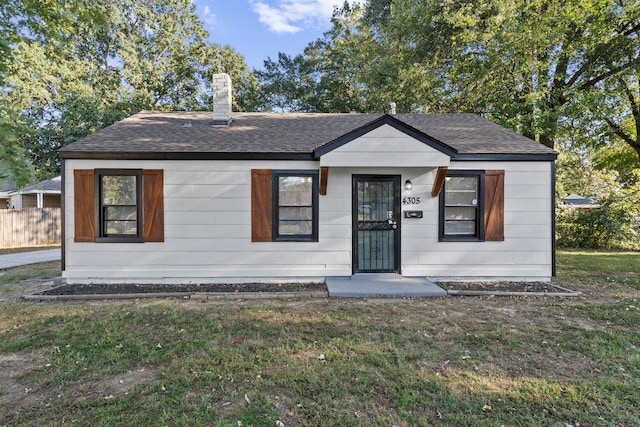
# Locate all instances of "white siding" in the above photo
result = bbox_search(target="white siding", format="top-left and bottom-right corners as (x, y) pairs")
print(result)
(320, 125), (451, 167)
(64, 159), (352, 283)
(401, 161), (553, 280)
(63, 158), (554, 284)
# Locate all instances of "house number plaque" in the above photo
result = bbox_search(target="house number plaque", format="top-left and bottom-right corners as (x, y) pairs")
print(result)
(402, 197), (421, 205)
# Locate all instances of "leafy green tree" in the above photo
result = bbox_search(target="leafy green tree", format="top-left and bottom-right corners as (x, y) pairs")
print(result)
(369, 0), (640, 149)
(268, 0), (638, 156)
(253, 3), (380, 113)
(0, 0), (101, 186)
(195, 43), (263, 112)
(255, 52), (320, 112)
(1, 0), (257, 181)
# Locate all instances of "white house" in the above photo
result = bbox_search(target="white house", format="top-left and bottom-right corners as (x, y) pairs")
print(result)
(59, 74), (557, 285)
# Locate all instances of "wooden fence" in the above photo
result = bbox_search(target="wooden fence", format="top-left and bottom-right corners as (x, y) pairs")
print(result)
(0, 208), (61, 248)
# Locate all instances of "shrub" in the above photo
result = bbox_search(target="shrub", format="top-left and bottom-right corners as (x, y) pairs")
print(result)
(556, 193), (640, 250)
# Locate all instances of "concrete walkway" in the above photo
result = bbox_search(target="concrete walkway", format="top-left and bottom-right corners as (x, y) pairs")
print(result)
(326, 274), (447, 298)
(0, 248), (61, 269)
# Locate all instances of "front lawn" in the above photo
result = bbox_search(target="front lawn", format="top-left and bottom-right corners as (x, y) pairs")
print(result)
(0, 250), (638, 426)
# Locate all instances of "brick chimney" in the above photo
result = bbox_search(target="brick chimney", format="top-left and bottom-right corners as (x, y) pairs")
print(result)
(212, 73), (232, 126)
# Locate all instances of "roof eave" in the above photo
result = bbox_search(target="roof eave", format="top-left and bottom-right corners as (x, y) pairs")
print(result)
(452, 153), (558, 161)
(59, 151), (317, 161)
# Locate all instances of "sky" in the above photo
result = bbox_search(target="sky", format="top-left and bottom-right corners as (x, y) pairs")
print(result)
(192, 0), (362, 70)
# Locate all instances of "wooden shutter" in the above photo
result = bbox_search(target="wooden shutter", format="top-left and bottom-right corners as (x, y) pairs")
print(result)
(143, 169), (164, 242)
(74, 169), (96, 242)
(484, 170), (505, 241)
(251, 169), (272, 242)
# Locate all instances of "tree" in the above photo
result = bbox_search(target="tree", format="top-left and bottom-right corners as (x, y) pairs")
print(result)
(265, 0), (639, 156)
(1, 0), (257, 180)
(253, 3), (379, 113)
(255, 52), (320, 112)
(366, 0), (640, 150)
(194, 43), (263, 112)
(0, 0), (102, 186)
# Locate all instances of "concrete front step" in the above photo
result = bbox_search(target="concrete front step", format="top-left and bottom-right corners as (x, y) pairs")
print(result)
(326, 274), (447, 298)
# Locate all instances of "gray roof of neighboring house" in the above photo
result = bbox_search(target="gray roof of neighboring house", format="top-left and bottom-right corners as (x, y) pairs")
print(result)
(563, 194), (598, 206)
(14, 176), (62, 194)
(0, 178), (17, 193)
(59, 110), (557, 161)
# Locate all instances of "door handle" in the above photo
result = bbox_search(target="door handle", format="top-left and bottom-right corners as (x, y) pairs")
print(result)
(388, 219), (398, 229)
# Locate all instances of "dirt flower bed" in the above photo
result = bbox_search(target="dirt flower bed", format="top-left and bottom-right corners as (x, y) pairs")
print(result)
(440, 281), (574, 294)
(36, 282), (327, 296)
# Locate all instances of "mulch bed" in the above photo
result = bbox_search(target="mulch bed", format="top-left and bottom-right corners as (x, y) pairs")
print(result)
(440, 281), (567, 293)
(33, 281), (574, 297)
(37, 282), (327, 296)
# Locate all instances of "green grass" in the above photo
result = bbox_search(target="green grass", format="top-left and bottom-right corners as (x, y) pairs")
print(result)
(0, 261), (61, 297)
(0, 250), (639, 426)
(556, 249), (640, 290)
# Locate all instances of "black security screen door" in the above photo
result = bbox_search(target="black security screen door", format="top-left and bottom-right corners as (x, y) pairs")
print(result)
(353, 175), (401, 273)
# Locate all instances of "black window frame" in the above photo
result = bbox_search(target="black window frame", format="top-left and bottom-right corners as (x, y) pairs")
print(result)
(439, 170), (485, 242)
(272, 170), (319, 242)
(95, 169), (143, 243)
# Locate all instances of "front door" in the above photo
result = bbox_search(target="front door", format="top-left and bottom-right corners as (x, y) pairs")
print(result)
(353, 175), (401, 273)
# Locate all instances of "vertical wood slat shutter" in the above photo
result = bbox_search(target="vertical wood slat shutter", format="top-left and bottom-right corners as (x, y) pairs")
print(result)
(251, 169), (272, 242)
(74, 169), (96, 242)
(484, 170), (505, 241)
(143, 169), (164, 242)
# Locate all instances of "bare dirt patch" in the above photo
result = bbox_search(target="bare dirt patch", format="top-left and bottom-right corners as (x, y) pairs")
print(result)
(0, 350), (156, 422)
(0, 352), (46, 411)
(0, 278), (56, 302)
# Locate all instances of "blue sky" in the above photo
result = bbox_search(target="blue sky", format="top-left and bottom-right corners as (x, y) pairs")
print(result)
(192, 1), (361, 70)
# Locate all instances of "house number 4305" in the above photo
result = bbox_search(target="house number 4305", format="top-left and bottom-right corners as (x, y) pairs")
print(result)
(402, 197), (421, 205)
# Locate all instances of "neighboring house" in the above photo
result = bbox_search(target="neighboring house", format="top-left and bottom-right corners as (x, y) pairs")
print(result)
(0, 178), (16, 209)
(59, 74), (557, 285)
(560, 194), (600, 209)
(4, 176), (62, 209)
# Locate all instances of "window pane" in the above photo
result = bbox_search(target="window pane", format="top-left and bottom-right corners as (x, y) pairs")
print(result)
(279, 220), (312, 235)
(444, 207), (476, 221)
(444, 176), (478, 206)
(102, 176), (136, 205)
(105, 206), (137, 221)
(445, 191), (477, 206)
(104, 220), (137, 235)
(446, 176), (477, 191)
(279, 206), (313, 221)
(279, 176), (312, 205)
(444, 220), (476, 235)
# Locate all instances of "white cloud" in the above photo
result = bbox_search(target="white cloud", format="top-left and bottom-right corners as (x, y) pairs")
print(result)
(202, 5), (217, 26)
(250, 0), (360, 34)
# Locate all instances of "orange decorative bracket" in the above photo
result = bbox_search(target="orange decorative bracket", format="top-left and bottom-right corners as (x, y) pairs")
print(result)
(320, 167), (329, 196)
(431, 167), (448, 197)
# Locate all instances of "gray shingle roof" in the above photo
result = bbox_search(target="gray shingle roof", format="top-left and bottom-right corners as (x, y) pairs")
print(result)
(59, 110), (556, 160)
(19, 176), (61, 193)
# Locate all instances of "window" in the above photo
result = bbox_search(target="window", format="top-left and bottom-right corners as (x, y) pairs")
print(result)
(273, 171), (319, 241)
(440, 171), (483, 241)
(438, 169), (505, 242)
(250, 169), (319, 242)
(95, 170), (142, 241)
(97, 170), (142, 242)
(74, 169), (164, 243)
